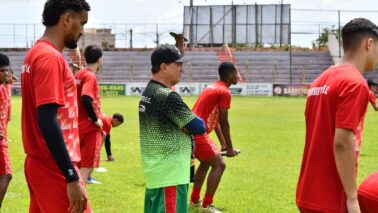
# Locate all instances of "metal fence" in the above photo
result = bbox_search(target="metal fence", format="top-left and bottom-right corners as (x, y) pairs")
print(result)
(1, 8), (378, 49)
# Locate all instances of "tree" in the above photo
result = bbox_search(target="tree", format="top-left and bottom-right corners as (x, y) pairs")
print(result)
(312, 26), (340, 49)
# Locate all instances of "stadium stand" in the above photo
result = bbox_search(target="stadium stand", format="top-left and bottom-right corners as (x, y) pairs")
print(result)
(6, 49), (378, 84)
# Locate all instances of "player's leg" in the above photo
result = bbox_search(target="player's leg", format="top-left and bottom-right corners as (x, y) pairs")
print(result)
(80, 131), (102, 183)
(0, 145), (12, 207)
(175, 184), (189, 213)
(80, 168), (94, 184)
(144, 187), (166, 213)
(0, 174), (12, 206)
(191, 134), (224, 209)
(201, 153), (225, 209)
(190, 161), (210, 206)
(191, 135), (210, 205)
(144, 184), (188, 213)
(25, 156), (91, 213)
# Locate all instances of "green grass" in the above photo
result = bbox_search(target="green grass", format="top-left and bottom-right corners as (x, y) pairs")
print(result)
(3, 96), (378, 212)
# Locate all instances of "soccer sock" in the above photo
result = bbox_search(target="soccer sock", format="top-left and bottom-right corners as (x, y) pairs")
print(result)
(202, 192), (214, 208)
(191, 187), (201, 203)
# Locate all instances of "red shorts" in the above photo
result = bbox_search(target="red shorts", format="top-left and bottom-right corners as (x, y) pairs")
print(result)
(0, 145), (11, 175)
(358, 193), (378, 213)
(193, 134), (220, 162)
(80, 131), (103, 168)
(25, 155), (91, 213)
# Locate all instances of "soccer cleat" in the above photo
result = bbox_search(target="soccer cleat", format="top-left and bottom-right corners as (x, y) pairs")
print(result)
(87, 176), (102, 184)
(200, 204), (223, 213)
(95, 167), (107, 173)
(189, 200), (202, 208)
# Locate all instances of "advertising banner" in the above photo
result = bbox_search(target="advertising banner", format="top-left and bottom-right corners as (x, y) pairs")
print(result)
(99, 83), (126, 96)
(273, 84), (310, 96)
(246, 83), (273, 96)
(126, 82), (148, 96)
(175, 83), (200, 96)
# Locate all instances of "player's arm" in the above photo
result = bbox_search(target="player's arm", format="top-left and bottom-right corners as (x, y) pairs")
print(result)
(81, 95), (102, 128)
(104, 134), (112, 156)
(38, 104), (87, 212)
(37, 103), (80, 182)
(333, 128), (360, 212)
(214, 124), (227, 151)
(370, 102), (378, 111)
(183, 116), (206, 135)
(219, 108), (237, 157)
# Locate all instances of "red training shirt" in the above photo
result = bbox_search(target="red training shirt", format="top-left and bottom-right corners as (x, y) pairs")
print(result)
(296, 65), (369, 212)
(102, 115), (112, 135)
(369, 90), (376, 105)
(192, 80), (231, 133)
(75, 68), (102, 135)
(21, 39), (81, 163)
(0, 85), (8, 145)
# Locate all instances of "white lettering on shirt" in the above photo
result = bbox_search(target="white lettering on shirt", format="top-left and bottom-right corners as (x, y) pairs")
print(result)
(307, 85), (330, 97)
(21, 64), (30, 74)
(141, 96), (151, 104)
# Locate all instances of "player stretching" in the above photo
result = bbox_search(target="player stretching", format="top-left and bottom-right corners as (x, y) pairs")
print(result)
(101, 113), (124, 161)
(190, 61), (239, 213)
(21, 1), (91, 212)
(296, 18), (378, 213)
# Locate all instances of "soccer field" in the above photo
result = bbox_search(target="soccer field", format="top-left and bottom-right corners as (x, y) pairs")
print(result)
(4, 96), (378, 212)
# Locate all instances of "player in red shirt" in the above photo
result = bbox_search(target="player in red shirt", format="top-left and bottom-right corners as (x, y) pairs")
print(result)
(296, 18), (378, 213)
(101, 113), (124, 161)
(355, 80), (378, 213)
(0, 53), (12, 208)
(354, 79), (378, 174)
(190, 62), (239, 212)
(358, 171), (378, 212)
(366, 79), (378, 110)
(75, 45), (104, 183)
(21, 1), (90, 212)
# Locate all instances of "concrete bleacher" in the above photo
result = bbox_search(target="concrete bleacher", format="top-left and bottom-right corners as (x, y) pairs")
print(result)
(100, 50), (334, 83)
(233, 51), (333, 83)
(8, 49), (378, 85)
(99, 51), (219, 83)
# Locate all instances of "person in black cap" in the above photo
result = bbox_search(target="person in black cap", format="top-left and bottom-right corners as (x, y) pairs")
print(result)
(139, 45), (206, 213)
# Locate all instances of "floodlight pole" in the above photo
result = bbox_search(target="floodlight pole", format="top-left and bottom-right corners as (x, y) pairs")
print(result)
(189, 0), (194, 48)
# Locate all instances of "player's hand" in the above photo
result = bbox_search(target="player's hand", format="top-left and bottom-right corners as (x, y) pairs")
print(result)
(226, 148), (237, 157)
(67, 180), (88, 213)
(346, 198), (360, 213)
(94, 119), (103, 129)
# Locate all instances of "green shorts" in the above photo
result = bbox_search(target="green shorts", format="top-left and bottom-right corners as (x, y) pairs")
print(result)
(144, 184), (189, 213)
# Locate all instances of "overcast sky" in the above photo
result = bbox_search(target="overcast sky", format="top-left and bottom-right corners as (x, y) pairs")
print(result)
(1, 0), (378, 47)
